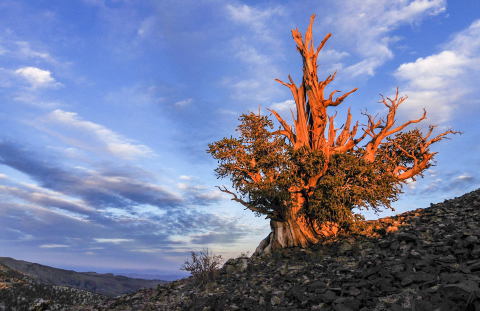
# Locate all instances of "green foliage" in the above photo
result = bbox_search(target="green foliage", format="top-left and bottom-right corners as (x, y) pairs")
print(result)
(207, 112), (294, 217)
(306, 150), (401, 229)
(207, 112), (428, 233)
(377, 128), (435, 178)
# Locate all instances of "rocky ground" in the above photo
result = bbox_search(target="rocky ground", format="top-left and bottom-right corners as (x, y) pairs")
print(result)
(3, 187), (480, 310)
(0, 263), (106, 310)
(64, 187), (480, 311)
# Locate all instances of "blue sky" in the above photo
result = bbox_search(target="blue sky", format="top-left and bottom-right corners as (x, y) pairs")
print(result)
(0, 0), (479, 277)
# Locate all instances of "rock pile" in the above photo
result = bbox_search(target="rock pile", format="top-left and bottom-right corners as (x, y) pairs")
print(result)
(41, 187), (480, 310)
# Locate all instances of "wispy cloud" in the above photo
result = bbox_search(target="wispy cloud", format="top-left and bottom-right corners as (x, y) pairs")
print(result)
(225, 4), (285, 43)
(330, 0), (446, 77)
(189, 232), (244, 245)
(40, 244), (70, 248)
(223, 4), (286, 104)
(0, 141), (183, 210)
(16, 41), (57, 64)
(174, 98), (193, 108)
(137, 16), (158, 38)
(0, 139), (247, 252)
(94, 238), (134, 244)
(41, 109), (153, 160)
(0, 184), (95, 215)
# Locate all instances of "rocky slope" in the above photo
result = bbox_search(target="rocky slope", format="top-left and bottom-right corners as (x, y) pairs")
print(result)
(0, 262), (106, 310)
(70, 187), (480, 310)
(0, 258), (168, 297)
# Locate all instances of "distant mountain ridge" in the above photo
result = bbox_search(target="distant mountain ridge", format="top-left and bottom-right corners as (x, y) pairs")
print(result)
(114, 272), (183, 281)
(0, 257), (168, 297)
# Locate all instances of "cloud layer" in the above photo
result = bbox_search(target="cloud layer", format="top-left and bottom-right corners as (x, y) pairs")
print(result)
(393, 18), (480, 125)
(0, 0), (479, 274)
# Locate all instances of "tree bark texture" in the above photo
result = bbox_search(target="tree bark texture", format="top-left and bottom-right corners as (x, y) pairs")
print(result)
(254, 218), (339, 256)
(254, 189), (338, 256)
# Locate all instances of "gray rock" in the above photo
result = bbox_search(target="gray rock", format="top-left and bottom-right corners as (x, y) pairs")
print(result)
(441, 280), (480, 302)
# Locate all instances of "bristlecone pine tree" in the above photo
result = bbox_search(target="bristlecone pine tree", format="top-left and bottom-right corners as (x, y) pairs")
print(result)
(207, 14), (462, 256)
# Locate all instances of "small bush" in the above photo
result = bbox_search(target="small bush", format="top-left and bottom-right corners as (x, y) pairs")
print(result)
(238, 251), (250, 258)
(180, 248), (223, 285)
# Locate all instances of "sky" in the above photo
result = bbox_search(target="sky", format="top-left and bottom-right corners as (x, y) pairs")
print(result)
(0, 0), (479, 278)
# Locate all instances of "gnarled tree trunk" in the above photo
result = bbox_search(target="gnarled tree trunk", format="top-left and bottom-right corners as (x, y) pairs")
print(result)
(254, 219), (340, 256)
(254, 194), (339, 256)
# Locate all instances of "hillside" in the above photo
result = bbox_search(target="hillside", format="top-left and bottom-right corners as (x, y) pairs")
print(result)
(70, 187), (480, 310)
(0, 262), (106, 310)
(0, 257), (168, 298)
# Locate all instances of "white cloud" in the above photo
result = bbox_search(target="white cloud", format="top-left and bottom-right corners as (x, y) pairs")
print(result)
(177, 183), (188, 191)
(395, 51), (470, 89)
(319, 49), (350, 63)
(392, 19), (480, 125)
(94, 238), (134, 244)
(444, 20), (480, 56)
(217, 109), (237, 115)
(387, 89), (460, 125)
(39, 244), (70, 248)
(331, 0), (446, 77)
(16, 41), (51, 61)
(43, 109), (153, 159)
(226, 4), (284, 39)
(15, 67), (62, 89)
(423, 178), (443, 192)
(453, 174), (474, 182)
(344, 58), (383, 77)
(404, 178), (416, 190)
(195, 191), (226, 201)
(174, 98), (193, 107)
(179, 175), (194, 180)
(270, 99), (295, 112)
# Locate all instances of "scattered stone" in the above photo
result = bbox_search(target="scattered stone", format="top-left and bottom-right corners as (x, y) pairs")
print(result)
(5, 187), (480, 311)
(441, 280), (480, 302)
(270, 295), (281, 306)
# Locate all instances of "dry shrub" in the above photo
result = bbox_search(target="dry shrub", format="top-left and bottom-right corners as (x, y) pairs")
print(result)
(180, 248), (223, 285)
(238, 251), (250, 258)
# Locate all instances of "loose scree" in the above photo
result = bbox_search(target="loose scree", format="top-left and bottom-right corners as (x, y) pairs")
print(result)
(207, 14), (462, 256)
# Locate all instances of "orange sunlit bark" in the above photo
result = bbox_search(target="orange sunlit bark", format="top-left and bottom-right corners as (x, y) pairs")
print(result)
(212, 14), (461, 256)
